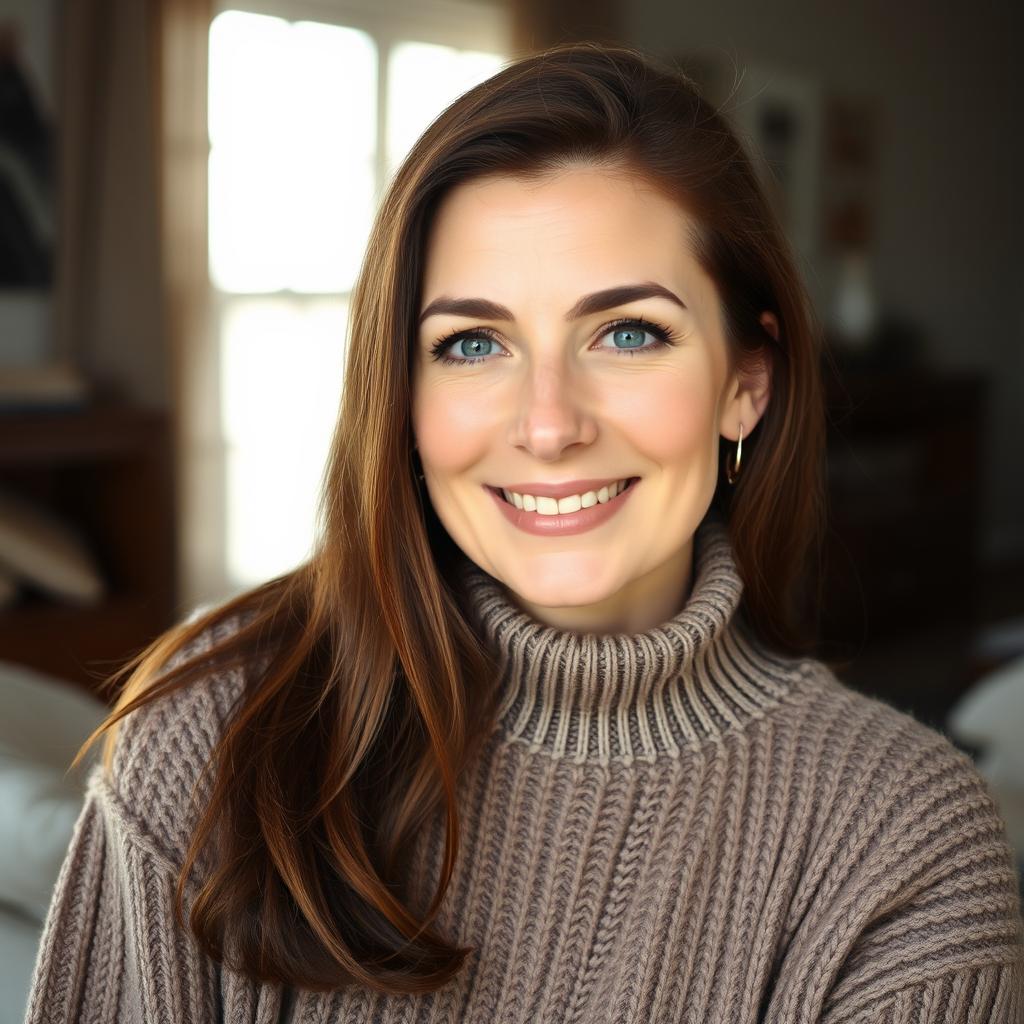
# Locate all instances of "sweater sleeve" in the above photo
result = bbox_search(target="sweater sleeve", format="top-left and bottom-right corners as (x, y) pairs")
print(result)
(22, 765), (220, 1023)
(814, 731), (1024, 1024)
(23, 613), (258, 1024)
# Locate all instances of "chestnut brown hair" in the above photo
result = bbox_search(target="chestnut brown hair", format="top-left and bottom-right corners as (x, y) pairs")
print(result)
(74, 40), (828, 996)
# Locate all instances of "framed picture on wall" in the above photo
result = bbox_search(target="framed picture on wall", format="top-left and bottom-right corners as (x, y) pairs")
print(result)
(726, 64), (823, 272)
(0, 13), (55, 364)
(674, 54), (826, 313)
(0, 5), (87, 408)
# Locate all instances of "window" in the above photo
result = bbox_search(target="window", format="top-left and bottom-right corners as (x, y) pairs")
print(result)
(204, 1), (508, 598)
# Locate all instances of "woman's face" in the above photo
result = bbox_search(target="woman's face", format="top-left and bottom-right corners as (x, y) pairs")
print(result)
(411, 165), (773, 634)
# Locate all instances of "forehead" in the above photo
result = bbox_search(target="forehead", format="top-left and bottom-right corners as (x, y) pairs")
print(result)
(421, 167), (707, 303)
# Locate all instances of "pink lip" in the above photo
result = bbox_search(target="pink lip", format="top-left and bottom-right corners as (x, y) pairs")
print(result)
(490, 477), (634, 500)
(485, 478), (639, 537)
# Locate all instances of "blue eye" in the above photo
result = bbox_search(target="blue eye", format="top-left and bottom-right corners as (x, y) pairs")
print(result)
(428, 317), (679, 366)
(433, 334), (502, 363)
(598, 323), (665, 353)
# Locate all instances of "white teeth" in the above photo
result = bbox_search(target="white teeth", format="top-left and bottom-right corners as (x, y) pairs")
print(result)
(501, 478), (632, 516)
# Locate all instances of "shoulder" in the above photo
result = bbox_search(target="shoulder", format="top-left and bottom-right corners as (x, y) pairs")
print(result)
(780, 660), (1023, 970)
(96, 606), (255, 871)
(790, 659), (1012, 822)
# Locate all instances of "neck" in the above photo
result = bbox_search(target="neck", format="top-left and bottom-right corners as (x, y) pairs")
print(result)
(454, 511), (801, 764)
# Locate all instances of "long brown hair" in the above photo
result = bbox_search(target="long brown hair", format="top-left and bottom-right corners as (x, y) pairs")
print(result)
(74, 40), (829, 996)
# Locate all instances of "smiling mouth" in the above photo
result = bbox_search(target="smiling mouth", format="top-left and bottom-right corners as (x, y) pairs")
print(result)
(489, 477), (640, 509)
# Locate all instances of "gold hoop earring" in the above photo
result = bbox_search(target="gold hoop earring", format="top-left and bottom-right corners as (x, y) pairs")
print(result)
(726, 422), (744, 485)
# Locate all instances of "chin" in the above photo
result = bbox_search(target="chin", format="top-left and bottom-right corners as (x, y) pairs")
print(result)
(496, 555), (623, 607)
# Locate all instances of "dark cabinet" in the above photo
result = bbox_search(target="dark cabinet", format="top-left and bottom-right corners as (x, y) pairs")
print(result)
(817, 367), (989, 725)
(820, 367), (986, 650)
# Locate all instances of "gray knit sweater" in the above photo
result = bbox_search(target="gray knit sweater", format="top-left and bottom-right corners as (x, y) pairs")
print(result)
(24, 516), (1024, 1022)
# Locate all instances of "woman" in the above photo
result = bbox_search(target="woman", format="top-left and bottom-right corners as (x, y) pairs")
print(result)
(26, 41), (1023, 1023)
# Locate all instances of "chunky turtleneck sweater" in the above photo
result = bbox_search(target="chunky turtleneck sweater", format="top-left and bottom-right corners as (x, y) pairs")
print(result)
(25, 514), (1024, 1023)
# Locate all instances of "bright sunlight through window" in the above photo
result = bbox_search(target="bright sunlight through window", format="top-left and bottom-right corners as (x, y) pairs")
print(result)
(208, 7), (507, 590)
(208, 13), (377, 293)
(386, 42), (506, 177)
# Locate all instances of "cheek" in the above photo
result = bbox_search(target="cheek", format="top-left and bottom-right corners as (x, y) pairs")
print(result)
(610, 369), (716, 463)
(413, 383), (496, 473)
(412, 355), (719, 472)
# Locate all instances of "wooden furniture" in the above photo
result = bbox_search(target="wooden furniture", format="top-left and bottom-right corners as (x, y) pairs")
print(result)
(819, 366), (987, 646)
(0, 402), (176, 701)
(817, 365), (989, 725)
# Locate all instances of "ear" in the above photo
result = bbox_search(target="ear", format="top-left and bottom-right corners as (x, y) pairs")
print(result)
(719, 311), (776, 441)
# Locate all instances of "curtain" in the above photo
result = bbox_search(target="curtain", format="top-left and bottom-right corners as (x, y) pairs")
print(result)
(150, 0), (221, 612)
(57, 0), (215, 610)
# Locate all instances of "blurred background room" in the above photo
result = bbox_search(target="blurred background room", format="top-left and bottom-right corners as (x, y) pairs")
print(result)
(0, 0), (1021, 1018)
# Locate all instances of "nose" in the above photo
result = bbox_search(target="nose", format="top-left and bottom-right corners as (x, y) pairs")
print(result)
(507, 358), (598, 460)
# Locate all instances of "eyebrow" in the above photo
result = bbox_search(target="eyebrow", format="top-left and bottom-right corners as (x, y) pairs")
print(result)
(417, 281), (687, 326)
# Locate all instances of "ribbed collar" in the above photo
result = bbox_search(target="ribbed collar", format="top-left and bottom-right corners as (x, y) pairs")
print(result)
(454, 511), (801, 764)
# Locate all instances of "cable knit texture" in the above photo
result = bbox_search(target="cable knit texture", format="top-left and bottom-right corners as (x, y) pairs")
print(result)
(24, 513), (1024, 1022)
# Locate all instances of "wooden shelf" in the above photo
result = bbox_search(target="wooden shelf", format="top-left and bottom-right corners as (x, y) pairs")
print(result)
(0, 401), (177, 701)
(0, 402), (167, 463)
(0, 590), (165, 693)
(819, 366), (988, 726)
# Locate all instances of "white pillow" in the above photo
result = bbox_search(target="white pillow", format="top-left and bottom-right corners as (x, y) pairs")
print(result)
(0, 900), (45, 1024)
(0, 661), (107, 923)
(0, 487), (106, 604)
(0, 761), (95, 923)
(947, 651), (1024, 860)
(948, 652), (1024, 787)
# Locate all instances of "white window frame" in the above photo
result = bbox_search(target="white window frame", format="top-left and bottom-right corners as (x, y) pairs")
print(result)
(191, 0), (510, 608)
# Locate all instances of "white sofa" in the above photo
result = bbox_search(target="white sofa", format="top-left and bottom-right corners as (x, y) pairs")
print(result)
(0, 661), (106, 1024)
(947, 648), (1024, 895)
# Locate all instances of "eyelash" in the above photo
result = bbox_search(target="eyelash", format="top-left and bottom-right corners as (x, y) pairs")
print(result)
(428, 316), (680, 366)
